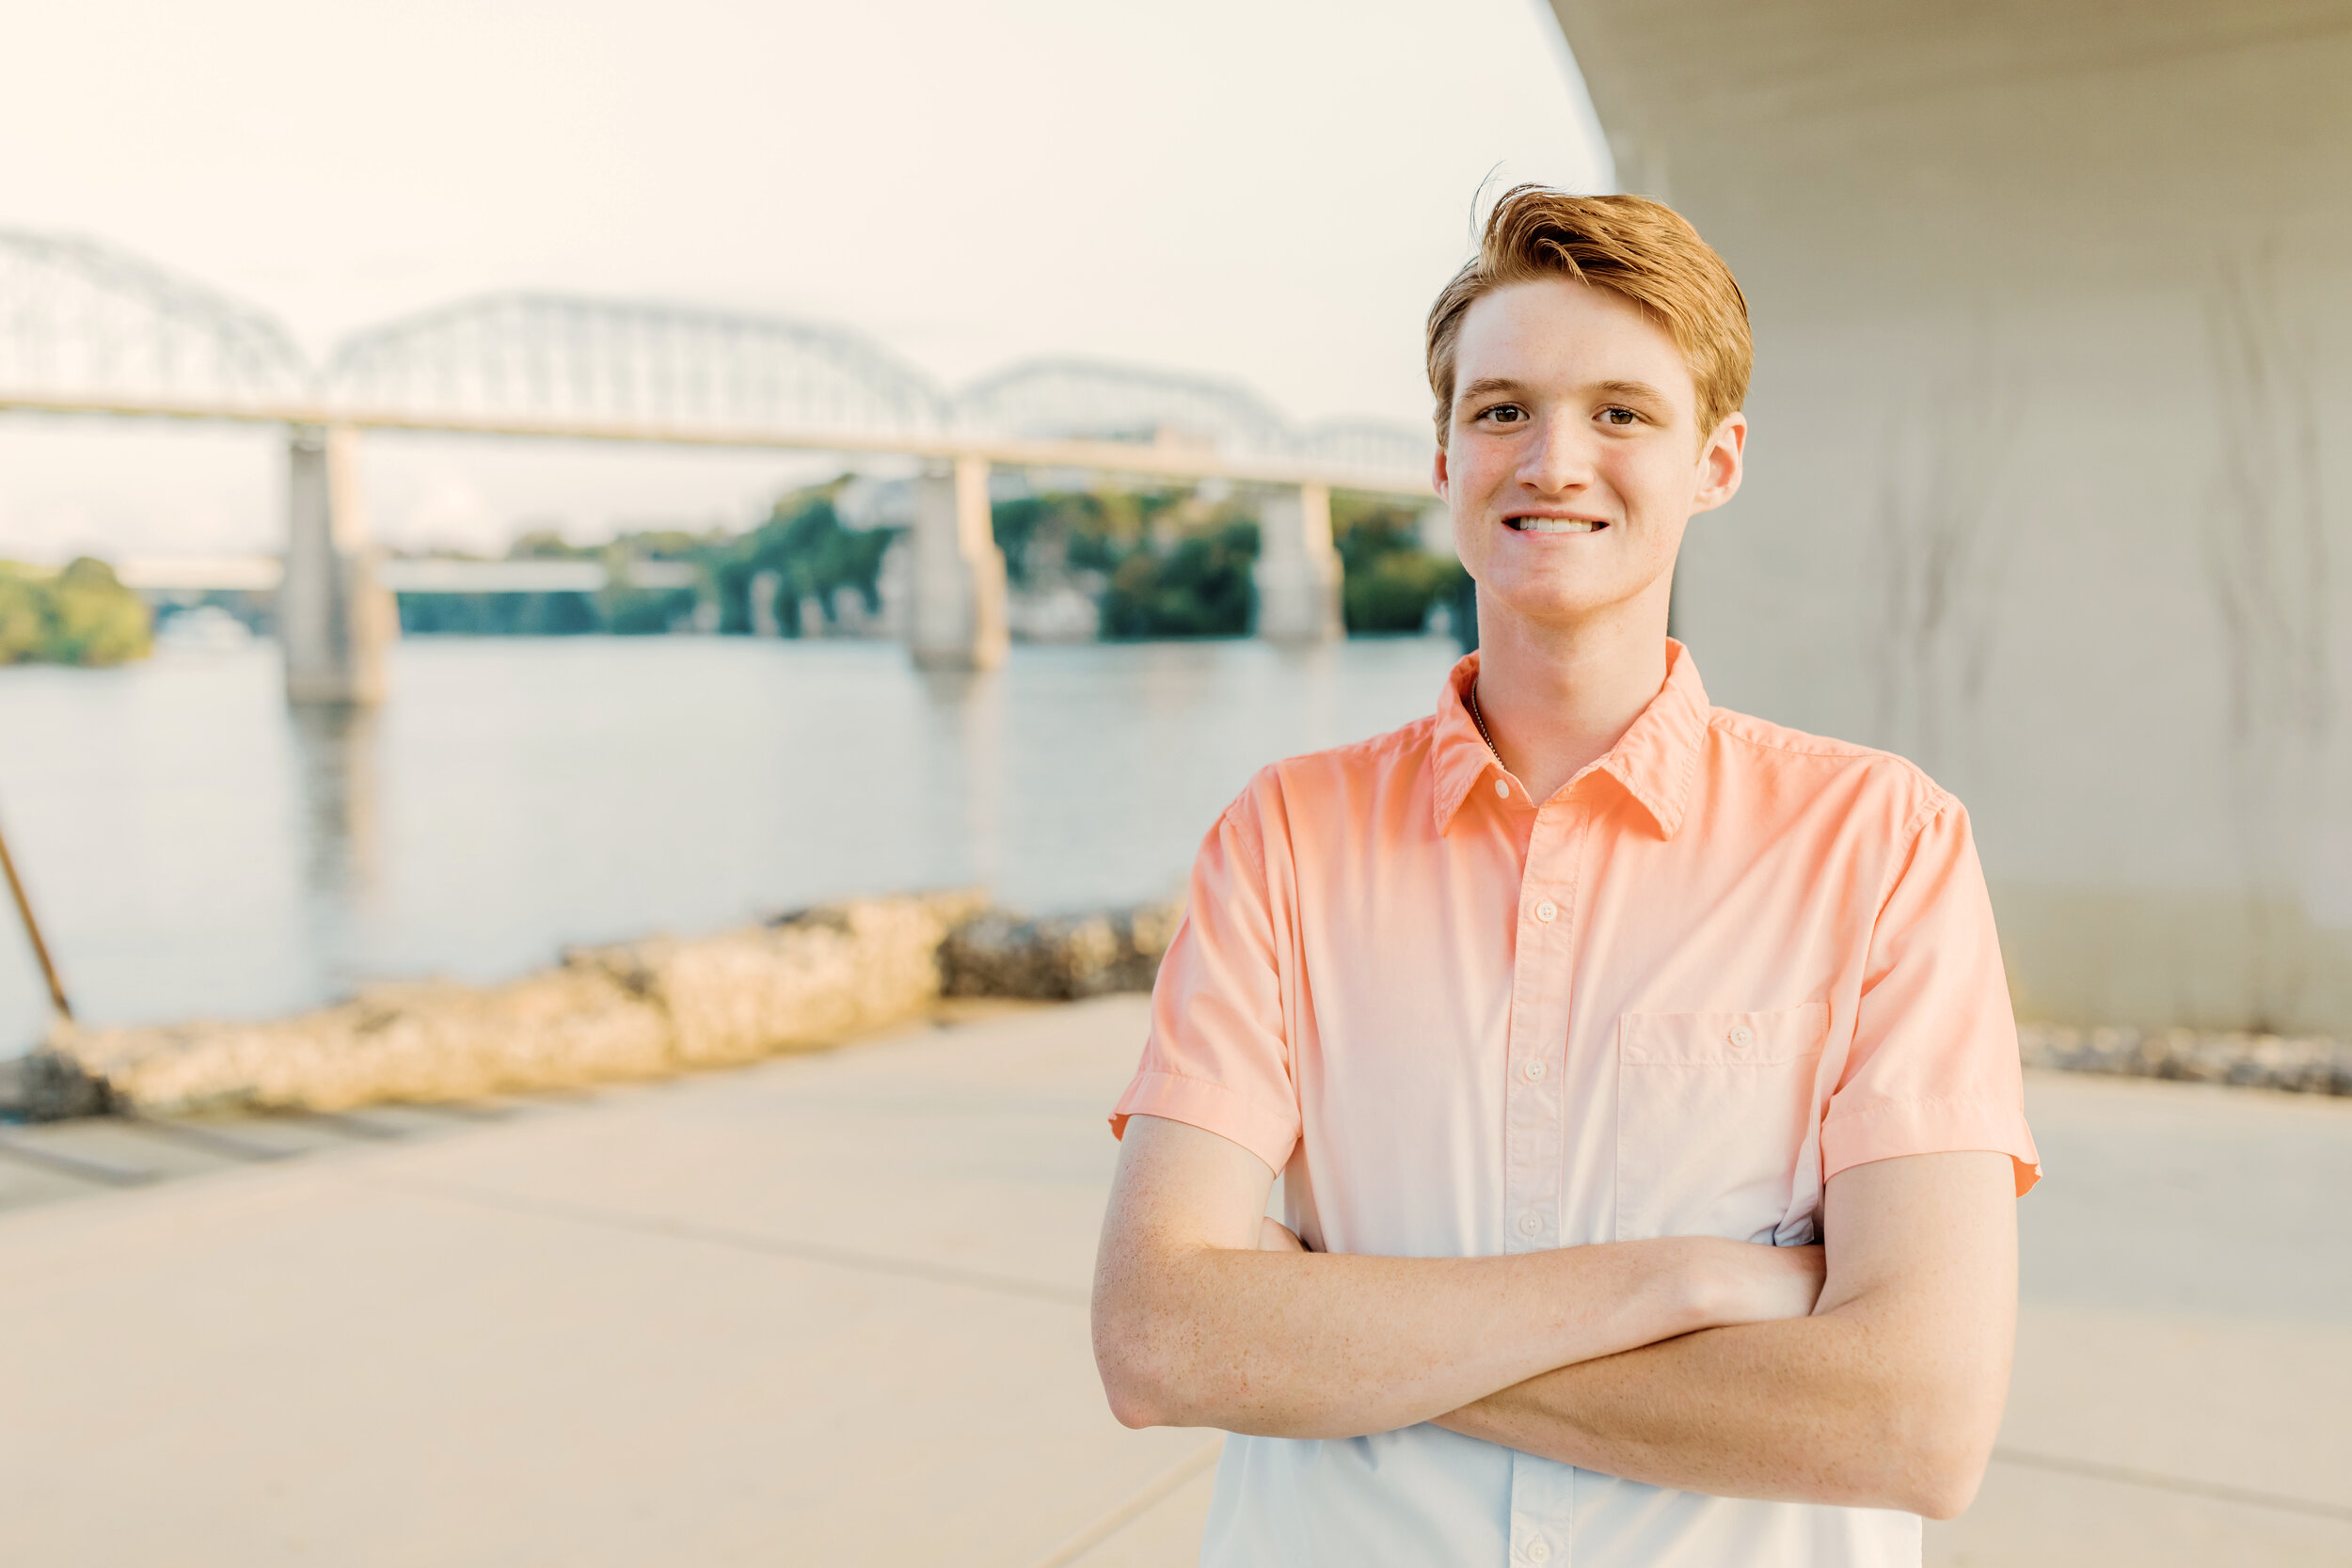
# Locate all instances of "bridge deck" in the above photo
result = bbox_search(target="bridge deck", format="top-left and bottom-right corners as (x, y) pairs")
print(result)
(0, 389), (1434, 499)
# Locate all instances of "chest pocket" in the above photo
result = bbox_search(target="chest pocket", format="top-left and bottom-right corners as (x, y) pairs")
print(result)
(1615, 1004), (1830, 1246)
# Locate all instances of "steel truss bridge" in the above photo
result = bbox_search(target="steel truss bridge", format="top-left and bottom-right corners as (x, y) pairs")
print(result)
(0, 228), (1431, 694)
(0, 229), (1429, 491)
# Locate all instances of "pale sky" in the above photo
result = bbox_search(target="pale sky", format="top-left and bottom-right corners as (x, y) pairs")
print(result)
(0, 0), (1606, 559)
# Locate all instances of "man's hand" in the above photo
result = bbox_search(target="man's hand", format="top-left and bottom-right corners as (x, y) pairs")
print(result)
(1434, 1149), (2018, 1519)
(1093, 1115), (1826, 1439)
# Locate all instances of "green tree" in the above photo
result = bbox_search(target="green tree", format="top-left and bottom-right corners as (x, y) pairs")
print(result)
(993, 484), (1261, 639)
(0, 567), (46, 661)
(0, 558), (151, 665)
(1100, 519), (1260, 638)
(714, 481), (898, 636)
(991, 487), (1181, 585)
(1332, 491), (1466, 635)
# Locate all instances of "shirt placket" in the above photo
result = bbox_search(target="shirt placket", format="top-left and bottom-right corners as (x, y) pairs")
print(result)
(1503, 792), (1581, 1567)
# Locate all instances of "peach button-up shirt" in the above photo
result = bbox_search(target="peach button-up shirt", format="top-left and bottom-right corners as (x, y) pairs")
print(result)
(1111, 642), (2040, 1568)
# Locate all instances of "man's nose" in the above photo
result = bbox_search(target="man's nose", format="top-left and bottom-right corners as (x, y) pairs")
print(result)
(1518, 416), (1594, 495)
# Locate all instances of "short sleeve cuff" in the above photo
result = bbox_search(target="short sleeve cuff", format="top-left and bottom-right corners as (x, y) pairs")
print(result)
(1822, 1095), (2042, 1196)
(1110, 1069), (1299, 1176)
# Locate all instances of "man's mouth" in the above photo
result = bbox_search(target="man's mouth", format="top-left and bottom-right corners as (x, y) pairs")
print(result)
(1504, 516), (1607, 533)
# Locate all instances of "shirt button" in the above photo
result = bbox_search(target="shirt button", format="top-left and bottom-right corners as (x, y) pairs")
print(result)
(1526, 1542), (1551, 1564)
(1728, 1024), (1756, 1048)
(1494, 778), (1511, 799)
(1518, 1212), (1542, 1236)
(1522, 1060), (1546, 1082)
(1534, 899), (1558, 923)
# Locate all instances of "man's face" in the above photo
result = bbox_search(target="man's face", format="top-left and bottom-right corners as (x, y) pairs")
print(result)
(1435, 277), (1743, 633)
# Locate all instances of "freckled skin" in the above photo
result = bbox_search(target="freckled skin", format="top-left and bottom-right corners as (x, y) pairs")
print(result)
(1435, 277), (1743, 639)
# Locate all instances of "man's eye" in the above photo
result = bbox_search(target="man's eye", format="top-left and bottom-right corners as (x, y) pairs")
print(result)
(1483, 404), (1526, 424)
(1599, 406), (1638, 427)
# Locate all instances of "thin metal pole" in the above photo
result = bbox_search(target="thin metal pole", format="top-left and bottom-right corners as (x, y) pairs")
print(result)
(0, 805), (72, 1022)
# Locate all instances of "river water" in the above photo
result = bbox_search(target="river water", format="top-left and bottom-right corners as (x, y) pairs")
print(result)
(0, 634), (1465, 1053)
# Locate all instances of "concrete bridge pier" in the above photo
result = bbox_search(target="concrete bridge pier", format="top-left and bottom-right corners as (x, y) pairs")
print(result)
(280, 424), (394, 705)
(909, 454), (1009, 671)
(1543, 0), (2352, 1034)
(1253, 482), (1343, 642)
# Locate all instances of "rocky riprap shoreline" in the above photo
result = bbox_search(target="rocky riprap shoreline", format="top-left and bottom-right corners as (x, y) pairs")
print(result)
(2016, 1021), (2352, 1097)
(12, 892), (1184, 1122)
(938, 903), (1184, 1000)
(8, 895), (2345, 1120)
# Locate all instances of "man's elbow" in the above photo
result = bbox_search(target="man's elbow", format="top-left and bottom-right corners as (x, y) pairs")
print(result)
(1899, 1439), (1991, 1521)
(1868, 1383), (2002, 1520)
(1090, 1300), (1192, 1430)
(1096, 1345), (1177, 1430)
(1101, 1375), (1168, 1431)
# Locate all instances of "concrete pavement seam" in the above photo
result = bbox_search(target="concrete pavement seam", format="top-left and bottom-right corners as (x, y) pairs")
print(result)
(1990, 1447), (2352, 1521)
(369, 1171), (1095, 1307)
(1020, 1440), (1223, 1568)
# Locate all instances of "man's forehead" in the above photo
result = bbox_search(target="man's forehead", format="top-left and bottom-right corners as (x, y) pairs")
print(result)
(1454, 277), (1694, 404)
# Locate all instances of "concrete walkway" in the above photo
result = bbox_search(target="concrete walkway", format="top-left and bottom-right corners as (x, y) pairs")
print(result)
(0, 997), (2343, 1564)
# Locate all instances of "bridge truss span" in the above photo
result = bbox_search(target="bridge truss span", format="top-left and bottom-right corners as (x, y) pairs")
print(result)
(955, 356), (1432, 481)
(324, 293), (949, 440)
(1, 225), (1440, 690)
(0, 230), (309, 415)
(0, 227), (1432, 493)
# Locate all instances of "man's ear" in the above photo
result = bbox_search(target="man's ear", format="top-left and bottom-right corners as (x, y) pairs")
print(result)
(1432, 442), (1452, 505)
(1691, 412), (1747, 516)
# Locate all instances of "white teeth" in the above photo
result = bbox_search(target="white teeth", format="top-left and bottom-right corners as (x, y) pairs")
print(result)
(1513, 518), (1600, 533)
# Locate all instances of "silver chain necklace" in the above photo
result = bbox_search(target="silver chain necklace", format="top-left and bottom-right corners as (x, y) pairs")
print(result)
(1467, 679), (1502, 761)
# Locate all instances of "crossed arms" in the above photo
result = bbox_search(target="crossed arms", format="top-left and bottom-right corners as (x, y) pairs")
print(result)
(1089, 1116), (2017, 1520)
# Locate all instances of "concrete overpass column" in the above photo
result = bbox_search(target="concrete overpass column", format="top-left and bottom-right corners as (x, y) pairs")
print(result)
(1253, 482), (1343, 642)
(909, 454), (1009, 671)
(281, 424), (393, 705)
(1542, 0), (2352, 1034)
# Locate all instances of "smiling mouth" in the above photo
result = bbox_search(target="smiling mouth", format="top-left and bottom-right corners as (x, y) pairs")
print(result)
(1505, 517), (1606, 533)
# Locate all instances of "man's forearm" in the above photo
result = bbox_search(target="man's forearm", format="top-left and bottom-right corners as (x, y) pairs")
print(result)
(1436, 1153), (2019, 1519)
(1099, 1237), (1743, 1439)
(1435, 1296), (1979, 1513)
(1093, 1116), (1820, 1440)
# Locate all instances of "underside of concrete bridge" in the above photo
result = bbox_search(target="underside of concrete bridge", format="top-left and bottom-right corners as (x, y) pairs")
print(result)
(1544, 1), (2352, 1033)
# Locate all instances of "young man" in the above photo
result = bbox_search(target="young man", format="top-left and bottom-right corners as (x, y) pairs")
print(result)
(1090, 187), (2041, 1567)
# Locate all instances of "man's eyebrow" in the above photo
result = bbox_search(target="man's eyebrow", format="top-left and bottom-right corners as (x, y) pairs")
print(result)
(1458, 375), (1676, 409)
(1591, 378), (1672, 406)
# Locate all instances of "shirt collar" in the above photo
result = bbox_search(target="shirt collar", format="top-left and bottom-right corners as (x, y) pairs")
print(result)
(1429, 640), (1712, 839)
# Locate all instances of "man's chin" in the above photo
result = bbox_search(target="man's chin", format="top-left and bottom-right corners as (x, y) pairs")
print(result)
(1472, 576), (1651, 634)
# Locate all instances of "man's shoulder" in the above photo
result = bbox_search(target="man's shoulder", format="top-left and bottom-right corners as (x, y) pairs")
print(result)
(1227, 713), (1439, 820)
(1702, 706), (1953, 827)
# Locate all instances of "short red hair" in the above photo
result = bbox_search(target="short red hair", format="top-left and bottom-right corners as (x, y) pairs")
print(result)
(1425, 186), (1752, 446)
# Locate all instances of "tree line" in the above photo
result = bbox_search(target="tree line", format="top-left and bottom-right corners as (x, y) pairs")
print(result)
(0, 558), (151, 666)
(402, 477), (1467, 641)
(4, 479), (1470, 666)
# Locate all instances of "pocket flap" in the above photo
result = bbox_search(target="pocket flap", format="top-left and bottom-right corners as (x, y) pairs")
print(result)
(1618, 1003), (1831, 1066)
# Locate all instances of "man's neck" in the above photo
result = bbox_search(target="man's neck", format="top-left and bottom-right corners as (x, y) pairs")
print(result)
(1471, 592), (1672, 805)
